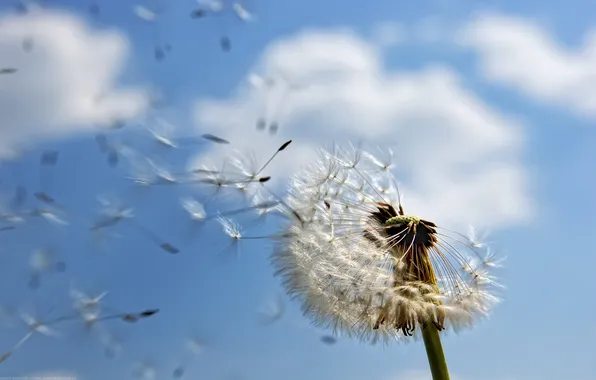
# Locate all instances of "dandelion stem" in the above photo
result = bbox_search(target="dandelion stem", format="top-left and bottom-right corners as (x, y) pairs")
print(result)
(421, 324), (450, 380)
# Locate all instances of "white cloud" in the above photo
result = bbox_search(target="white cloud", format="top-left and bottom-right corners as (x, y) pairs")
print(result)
(458, 12), (596, 118)
(193, 28), (532, 230)
(0, 7), (149, 158)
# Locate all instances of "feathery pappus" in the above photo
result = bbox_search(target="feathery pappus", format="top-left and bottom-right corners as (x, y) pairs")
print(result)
(270, 144), (502, 343)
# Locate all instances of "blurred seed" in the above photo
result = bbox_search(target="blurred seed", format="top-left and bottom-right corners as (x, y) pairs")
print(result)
(104, 346), (116, 359)
(55, 261), (66, 273)
(232, 2), (253, 21)
(95, 134), (109, 153)
(110, 120), (125, 129)
(154, 47), (165, 61)
(22, 37), (34, 52)
(320, 335), (337, 345)
(107, 151), (119, 167)
(134, 5), (157, 21)
(121, 314), (138, 323)
(269, 122), (279, 135)
(13, 185), (27, 207)
(89, 3), (100, 16)
(34, 191), (55, 204)
(160, 243), (179, 254)
(173, 367), (185, 378)
(139, 309), (159, 318)
(256, 118), (266, 130)
(40, 150), (59, 166)
(220, 36), (231, 52)
(190, 9), (206, 18)
(201, 134), (229, 144)
(28, 275), (40, 290)
(0, 68), (17, 74)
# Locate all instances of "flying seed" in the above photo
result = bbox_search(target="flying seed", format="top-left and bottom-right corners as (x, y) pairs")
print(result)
(201, 134), (230, 144)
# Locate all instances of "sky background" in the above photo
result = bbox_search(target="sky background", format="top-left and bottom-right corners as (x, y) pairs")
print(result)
(0, 0), (595, 379)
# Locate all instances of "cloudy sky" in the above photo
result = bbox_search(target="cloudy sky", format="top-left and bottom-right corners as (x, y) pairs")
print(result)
(0, 0), (594, 379)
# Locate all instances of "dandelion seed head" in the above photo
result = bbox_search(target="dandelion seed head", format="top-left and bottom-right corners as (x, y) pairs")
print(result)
(271, 145), (501, 343)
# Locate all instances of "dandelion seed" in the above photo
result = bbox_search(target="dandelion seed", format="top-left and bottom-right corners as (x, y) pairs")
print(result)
(95, 134), (109, 153)
(28, 247), (66, 289)
(69, 284), (108, 312)
(100, 331), (123, 359)
(232, 2), (253, 21)
(201, 133), (230, 144)
(257, 294), (285, 325)
(467, 225), (491, 249)
(91, 196), (134, 231)
(12, 185), (27, 209)
(134, 5), (157, 21)
(22, 37), (34, 52)
(173, 366), (185, 378)
(89, 3), (100, 16)
(40, 150), (59, 166)
(191, 0), (253, 51)
(215, 216), (244, 262)
(250, 73), (304, 134)
(29, 207), (68, 225)
(0, 313), (53, 364)
(33, 191), (55, 204)
(120, 308), (160, 323)
(218, 216), (242, 239)
(186, 336), (206, 355)
(133, 361), (157, 380)
(38, 150), (59, 202)
(180, 197), (207, 221)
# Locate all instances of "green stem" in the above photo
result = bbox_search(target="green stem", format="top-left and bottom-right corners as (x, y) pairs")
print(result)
(421, 324), (451, 380)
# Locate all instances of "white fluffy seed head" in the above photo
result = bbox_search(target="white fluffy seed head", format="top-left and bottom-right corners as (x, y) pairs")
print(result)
(271, 145), (502, 344)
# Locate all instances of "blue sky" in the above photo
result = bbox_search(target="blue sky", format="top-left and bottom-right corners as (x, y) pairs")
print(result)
(0, 0), (595, 379)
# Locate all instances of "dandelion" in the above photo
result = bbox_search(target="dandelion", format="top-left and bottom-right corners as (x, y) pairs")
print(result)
(270, 144), (502, 380)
